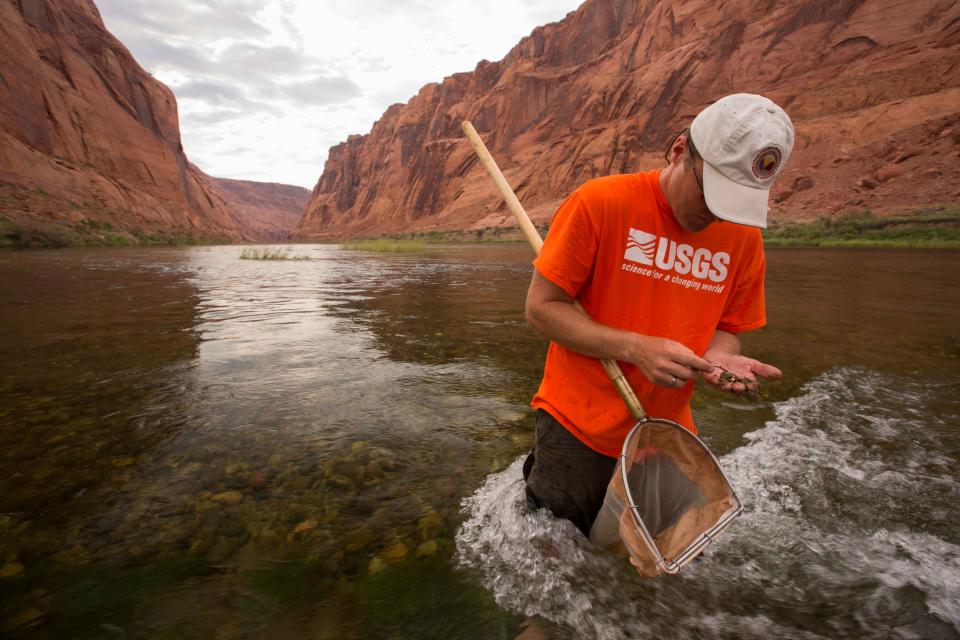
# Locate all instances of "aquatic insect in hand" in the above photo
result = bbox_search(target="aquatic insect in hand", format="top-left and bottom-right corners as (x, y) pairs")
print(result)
(714, 366), (760, 395)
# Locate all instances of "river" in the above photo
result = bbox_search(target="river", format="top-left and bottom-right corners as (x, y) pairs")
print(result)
(0, 244), (957, 639)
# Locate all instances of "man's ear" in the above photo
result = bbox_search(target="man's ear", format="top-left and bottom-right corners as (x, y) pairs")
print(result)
(667, 134), (687, 165)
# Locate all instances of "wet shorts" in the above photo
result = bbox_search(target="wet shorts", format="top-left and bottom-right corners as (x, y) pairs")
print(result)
(522, 409), (617, 536)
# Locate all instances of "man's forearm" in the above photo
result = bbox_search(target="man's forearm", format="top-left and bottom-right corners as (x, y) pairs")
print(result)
(524, 270), (713, 385)
(526, 298), (637, 362)
(704, 329), (741, 360)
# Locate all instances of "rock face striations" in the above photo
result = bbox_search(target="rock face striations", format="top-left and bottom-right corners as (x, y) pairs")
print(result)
(210, 178), (311, 241)
(294, 0), (960, 239)
(0, 0), (246, 241)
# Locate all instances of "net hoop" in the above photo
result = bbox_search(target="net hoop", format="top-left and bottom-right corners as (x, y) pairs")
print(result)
(590, 417), (744, 577)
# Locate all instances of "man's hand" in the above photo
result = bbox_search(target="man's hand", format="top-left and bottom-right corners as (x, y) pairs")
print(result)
(526, 271), (712, 389)
(626, 335), (714, 388)
(701, 353), (781, 395)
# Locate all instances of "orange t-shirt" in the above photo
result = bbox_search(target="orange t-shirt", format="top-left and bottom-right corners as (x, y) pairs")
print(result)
(531, 169), (767, 457)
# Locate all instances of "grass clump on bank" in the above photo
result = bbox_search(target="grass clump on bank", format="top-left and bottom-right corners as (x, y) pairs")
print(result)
(239, 247), (309, 260)
(339, 238), (426, 253)
(764, 205), (960, 248)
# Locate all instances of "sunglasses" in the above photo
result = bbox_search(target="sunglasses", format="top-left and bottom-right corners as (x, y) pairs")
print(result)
(664, 129), (704, 194)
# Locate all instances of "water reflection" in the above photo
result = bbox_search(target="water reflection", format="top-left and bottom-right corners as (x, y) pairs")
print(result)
(334, 246), (547, 398)
(0, 245), (957, 639)
(760, 248), (958, 375)
(0, 245), (538, 638)
(693, 247), (960, 455)
(0, 250), (201, 542)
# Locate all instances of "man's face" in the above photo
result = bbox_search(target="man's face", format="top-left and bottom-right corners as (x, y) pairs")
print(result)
(664, 135), (717, 233)
(673, 155), (717, 232)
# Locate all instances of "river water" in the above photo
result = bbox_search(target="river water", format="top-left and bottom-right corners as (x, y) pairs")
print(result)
(0, 245), (957, 639)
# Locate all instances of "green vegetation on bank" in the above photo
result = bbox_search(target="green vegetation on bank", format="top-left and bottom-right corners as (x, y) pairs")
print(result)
(763, 205), (960, 248)
(339, 238), (427, 253)
(332, 224), (552, 249)
(368, 209), (960, 249)
(4, 184), (958, 251)
(239, 246), (309, 260)
(396, 225), (551, 244)
(0, 184), (225, 249)
(0, 216), (219, 249)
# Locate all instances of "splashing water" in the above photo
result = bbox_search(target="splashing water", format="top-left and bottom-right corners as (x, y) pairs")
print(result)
(456, 368), (960, 639)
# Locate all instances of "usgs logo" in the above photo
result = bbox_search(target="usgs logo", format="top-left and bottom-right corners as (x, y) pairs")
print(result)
(624, 228), (730, 282)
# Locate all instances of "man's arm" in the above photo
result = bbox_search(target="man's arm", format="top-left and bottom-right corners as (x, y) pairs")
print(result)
(525, 270), (713, 387)
(701, 329), (782, 394)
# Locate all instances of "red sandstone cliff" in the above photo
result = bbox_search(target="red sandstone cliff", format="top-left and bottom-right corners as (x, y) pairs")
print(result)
(209, 177), (310, 241)
(0, 0), (246, 241)
(294, 0), (960, 239)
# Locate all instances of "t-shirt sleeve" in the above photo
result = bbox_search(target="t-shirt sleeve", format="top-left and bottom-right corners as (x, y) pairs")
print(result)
(532, 189), (601, 299)
(717, 233), (767, 333)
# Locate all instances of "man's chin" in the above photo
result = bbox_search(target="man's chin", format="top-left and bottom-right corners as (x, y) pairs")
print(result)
(681, 216), (716, 233)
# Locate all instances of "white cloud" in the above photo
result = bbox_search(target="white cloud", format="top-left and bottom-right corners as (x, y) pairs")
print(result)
(97, 0), (584, 188)
(279, 77), (362, 105)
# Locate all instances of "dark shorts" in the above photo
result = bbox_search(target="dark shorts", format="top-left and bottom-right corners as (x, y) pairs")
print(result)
(522, 409), (618, 536)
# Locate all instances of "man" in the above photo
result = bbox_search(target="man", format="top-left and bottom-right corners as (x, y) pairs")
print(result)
(522, 93), (794, 535)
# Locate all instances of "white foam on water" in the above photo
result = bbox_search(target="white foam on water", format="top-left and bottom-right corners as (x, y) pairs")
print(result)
(859, 529), (960, 626)
(455, 367), (960, 638)
(455, 457), (653, 640)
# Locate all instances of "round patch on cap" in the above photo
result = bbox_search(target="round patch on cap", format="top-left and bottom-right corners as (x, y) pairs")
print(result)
(752, 146), (782, 180)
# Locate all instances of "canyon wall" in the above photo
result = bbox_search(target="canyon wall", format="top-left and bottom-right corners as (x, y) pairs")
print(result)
(0, 0), (243, 240)
(210, 177), (310, 241)
(294, 0), (960, 239)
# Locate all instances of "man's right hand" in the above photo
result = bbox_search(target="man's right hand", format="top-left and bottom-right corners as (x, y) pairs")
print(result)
(625, 334), (713, 388)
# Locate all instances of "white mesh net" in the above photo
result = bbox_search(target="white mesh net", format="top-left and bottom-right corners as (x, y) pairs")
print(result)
(589, 418), (742, 577)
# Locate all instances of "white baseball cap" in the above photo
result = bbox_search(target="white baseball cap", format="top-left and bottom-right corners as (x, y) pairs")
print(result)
(689, 93), (794, 228)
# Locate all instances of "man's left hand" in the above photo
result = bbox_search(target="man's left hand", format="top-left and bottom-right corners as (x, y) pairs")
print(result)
(700, 354), (781, 395)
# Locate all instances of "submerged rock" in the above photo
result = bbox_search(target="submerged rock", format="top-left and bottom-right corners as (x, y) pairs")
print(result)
(351, 440), (369, 454)
(211, 491), (244, 506)
(188, 528), (217, 556)
(195, 499), (221, 514)
(219, 514), (248, 538)
(344, 527), (377, 552)
(206, 535), (244, 562)
(365, 460), (384, 479)
(326, 474), (353, 490)
(3, 607), (44, 632)
(287, 475), (312, 492)
(368, 557), (386, 575)
(288, 520), (318, 541)
(379, 541), (408, 563)
(418, 511), (443, 541)
(247, 471), (269, 490)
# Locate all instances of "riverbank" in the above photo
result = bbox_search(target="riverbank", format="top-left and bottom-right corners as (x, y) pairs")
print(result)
(5, 205), (959, 250)
(762, 205), (960, 248)
(337, 204), (960, 250)
(0, 216), (223, 249)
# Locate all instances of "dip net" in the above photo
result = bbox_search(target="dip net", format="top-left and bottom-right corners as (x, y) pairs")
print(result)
(588, 418), (742, 577)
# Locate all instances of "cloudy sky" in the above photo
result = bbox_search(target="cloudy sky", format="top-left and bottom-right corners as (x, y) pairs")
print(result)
(96, 0), (583, 188)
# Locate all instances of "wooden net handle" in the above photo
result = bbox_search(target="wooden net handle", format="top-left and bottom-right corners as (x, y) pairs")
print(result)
(461, 120), (645, 420)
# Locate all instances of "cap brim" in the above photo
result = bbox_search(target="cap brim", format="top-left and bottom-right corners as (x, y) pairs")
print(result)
(702, 162), (769, 228)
